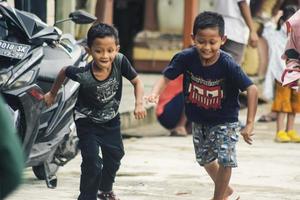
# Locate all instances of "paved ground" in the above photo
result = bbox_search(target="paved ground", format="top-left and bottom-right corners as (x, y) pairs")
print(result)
(6, 102), (300, 200)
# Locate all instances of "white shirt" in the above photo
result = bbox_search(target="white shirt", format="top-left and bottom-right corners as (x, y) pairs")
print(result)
(215, 0), (250, 44)
(262, 22), (287, 100)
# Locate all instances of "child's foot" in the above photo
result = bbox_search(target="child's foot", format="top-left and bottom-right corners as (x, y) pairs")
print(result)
(170, 126), (187, 137)
(287, 130), (300, 142)
(210, 188), (239, 200)
(98, 191), (120, 200)
(275, 130), (291, 143)
(224, 190), (240, 200)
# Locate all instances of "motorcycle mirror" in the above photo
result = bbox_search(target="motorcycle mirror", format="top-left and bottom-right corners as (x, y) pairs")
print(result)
(69, 10), (96, 24)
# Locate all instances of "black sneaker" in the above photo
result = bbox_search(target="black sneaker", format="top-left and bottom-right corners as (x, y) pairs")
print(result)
(98, 191), (120, 200)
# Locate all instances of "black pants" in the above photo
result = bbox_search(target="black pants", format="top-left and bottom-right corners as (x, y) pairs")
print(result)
(76, 116), (124, 200)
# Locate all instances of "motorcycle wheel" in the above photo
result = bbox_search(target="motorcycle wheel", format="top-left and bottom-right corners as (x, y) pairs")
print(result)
(32, 163), (59, 180)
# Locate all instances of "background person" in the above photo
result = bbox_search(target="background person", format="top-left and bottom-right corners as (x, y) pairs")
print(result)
(215, 0), (259, 65)
(156, 75), (190, 136)
(0, 95), (24, 199)
(261, 6), (300, 142)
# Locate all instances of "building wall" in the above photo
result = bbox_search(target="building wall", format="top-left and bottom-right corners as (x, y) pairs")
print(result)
(47, 0), (55, 25)
(7, 0), (14, 7)
(55, 0), (76, 35)
(157, 0), (216, 34)
(55, 0), (97, 39)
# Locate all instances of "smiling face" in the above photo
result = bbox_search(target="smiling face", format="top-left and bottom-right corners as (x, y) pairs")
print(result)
(192, 27), (226, 65)
(88, 36), (120, 70)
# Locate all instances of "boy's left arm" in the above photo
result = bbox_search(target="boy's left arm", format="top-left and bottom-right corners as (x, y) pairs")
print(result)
(130, 76), (147, 120)
(241, 84), (258, 145)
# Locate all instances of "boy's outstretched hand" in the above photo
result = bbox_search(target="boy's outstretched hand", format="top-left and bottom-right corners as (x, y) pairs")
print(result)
(134, 104), (147, 120)
(144, 94), (159, 104)
(240, 123), (254, 145)
(43, 92), (56, 107)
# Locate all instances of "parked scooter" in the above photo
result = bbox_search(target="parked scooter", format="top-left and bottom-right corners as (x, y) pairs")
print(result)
(0, 2), (96, 188)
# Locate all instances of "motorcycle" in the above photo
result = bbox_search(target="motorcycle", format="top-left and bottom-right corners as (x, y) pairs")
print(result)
(0, 2), (96, 188)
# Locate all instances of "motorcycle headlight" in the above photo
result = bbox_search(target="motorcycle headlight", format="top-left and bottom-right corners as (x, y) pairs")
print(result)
(8, 70), (35, 89)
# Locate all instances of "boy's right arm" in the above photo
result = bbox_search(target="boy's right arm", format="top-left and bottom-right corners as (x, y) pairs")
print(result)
(146, 76), (170, 104)
(44, 67), (67, 107)
(238, 1), (259, 48)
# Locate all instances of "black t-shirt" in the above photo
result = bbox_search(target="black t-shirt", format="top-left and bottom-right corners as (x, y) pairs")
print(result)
(65, 53), (137, 123)
(163, 47), (253, 125)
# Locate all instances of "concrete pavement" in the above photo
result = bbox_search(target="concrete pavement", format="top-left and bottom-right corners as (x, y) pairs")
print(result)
(6, 101), (300, 200)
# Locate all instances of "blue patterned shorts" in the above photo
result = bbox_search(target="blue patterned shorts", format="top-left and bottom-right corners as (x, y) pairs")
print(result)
(192, 122), (240, 167)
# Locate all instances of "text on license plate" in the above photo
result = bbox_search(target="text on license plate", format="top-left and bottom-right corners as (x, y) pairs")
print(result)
(0, 40), (30, 59)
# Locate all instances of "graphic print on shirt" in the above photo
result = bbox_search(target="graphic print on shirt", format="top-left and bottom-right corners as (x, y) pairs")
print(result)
(91, 77), (120, 120)
(94, 99), (120, 121)
(95, 77), (119, 103)
(77, 72), (121, 122)
(187, 73), (224, 109)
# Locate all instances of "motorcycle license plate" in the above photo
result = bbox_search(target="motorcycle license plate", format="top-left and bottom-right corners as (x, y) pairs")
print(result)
(0, 40), (30, 59)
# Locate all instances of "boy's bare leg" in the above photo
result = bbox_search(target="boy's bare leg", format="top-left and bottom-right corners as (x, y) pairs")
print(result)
(214, 164), (232, 200)
(204, 161), (233, 200)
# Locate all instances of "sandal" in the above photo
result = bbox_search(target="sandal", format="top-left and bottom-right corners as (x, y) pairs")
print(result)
(257, 114), (276, 122)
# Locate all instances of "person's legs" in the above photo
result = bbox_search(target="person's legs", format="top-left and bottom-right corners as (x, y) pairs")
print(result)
(76, 119), (102, 200)
(272, 81), (292, 142)
(204, 161), (233, 199)
(276, 112), (286, 132)
(97, 116), (124, 199)
(214, 122), (239, 200)
(287, 89), (300, 142)
(193, 122), (239, 200)
(214, 165), (232, 200)
(286, 112), (295, 131)
(99, 145), (124, 192)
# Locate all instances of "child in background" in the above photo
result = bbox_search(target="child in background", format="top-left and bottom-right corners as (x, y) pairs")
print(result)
(44, 23), (146, 200)
(281, 9), (300, 86)
(156, 75), (190, 136)
(264, 6), (300, 142)
(146, 11), (258, 200)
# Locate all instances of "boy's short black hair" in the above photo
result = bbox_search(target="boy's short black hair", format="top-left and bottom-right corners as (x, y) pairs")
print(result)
(193, 11), (225, 36)
(87, 22), (119, 47)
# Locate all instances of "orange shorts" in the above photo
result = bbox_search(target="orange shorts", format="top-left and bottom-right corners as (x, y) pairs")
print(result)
(272, 81), (300, 113)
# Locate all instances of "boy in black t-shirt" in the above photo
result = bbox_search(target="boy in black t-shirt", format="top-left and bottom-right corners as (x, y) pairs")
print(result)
(44, 23), (146, 200)
(146, 12), (258, 200)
